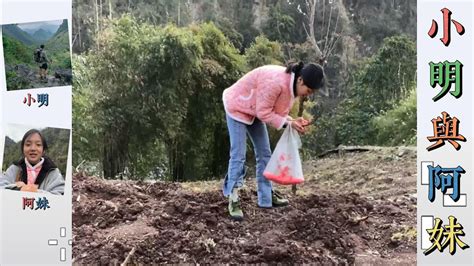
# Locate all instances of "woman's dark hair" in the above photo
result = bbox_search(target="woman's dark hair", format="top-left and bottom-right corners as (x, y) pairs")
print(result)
(286, 61), (325, 90)
(20, 129), (48, 154)
(285, 61), (305, 74)
(40, 44), (45, 49)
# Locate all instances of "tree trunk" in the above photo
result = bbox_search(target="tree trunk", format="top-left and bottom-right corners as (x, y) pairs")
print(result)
(100, 0), (103, 20)
(78, 20), (82, 50)
(95, 0), (99, 49)
(109, 0), (113, 19)
(167, 138), (184, 181)
(178, 0), (181, 26)
(212, 125), (228, 178)
(306, 0), (322, 58)
(167, 139), (175, 181)
(102, 126), (129, 179)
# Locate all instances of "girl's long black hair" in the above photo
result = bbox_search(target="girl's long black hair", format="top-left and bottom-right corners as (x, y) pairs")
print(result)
(286, 61), (304, 95)
(285, 61), (305, 75)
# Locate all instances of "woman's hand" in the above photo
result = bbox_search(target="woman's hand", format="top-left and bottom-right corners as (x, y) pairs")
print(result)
(15, 181), (26, 187)
(295, 117), (310, 126)
(290, 120), (306, 134)
(20, 184), (38, 192)
(292, 117), (312, 133)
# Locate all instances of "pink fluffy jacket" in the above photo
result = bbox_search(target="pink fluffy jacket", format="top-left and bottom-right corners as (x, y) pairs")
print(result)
(222, 65), (295, 130)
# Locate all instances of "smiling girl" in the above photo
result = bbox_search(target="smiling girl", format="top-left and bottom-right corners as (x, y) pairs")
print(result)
(0, 129), (65, 195)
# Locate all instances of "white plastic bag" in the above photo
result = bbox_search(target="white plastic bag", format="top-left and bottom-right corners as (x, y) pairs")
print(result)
(263, 125), (304, 185)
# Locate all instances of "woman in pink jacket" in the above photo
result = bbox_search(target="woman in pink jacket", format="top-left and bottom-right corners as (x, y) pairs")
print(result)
(222, 62), (325, 220)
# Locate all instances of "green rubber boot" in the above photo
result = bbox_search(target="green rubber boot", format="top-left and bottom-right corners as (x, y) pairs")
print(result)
(228, 188), (243, 221)
(272, 190), (289, 207)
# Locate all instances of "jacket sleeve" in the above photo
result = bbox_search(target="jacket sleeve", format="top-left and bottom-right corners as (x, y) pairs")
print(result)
(255, 82), (287, 130)
(0, 165), (20, 189)
(42, 51), (50, 63)
(38, 169), (65, 195)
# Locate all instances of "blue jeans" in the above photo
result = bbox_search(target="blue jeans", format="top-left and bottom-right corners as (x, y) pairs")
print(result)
(222, 114), (273, 207)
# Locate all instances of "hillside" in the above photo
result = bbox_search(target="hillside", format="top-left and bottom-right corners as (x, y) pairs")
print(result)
(53, 19), (69, 37)
(46, 19), (72, 70)
(72, 147), (416, 264)
(32, 28), (54, 43)
(23, 23), (59, 36)
(2, 34), (32, 67)
(2, 136), (18, 171)
(3, 24), (36, 45)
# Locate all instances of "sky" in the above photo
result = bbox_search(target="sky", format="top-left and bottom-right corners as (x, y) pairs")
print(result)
(4, 123), (45, 142)
(17, 19), (62, 32)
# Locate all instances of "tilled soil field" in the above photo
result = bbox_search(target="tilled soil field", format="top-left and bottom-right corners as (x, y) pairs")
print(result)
(73, 147), (416, 265)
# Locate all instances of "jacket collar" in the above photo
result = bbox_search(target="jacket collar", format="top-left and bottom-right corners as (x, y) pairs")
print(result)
(290, 72), (295, 99)
(16, 157), (57, 186)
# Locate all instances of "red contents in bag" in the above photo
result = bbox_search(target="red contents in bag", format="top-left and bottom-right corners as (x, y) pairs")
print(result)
(263, 165), (304, 185)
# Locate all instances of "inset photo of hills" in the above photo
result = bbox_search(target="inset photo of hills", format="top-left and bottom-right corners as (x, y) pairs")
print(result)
(2, 19), (72, 91)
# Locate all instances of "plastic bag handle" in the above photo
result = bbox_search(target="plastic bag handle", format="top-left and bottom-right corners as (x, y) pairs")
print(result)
(288, 125), (302, 148)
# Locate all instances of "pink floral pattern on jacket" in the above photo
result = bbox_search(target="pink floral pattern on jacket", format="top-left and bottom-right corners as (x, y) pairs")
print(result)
(223, 65), (295, 129)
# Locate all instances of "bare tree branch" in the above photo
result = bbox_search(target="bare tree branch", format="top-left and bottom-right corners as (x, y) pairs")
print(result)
(327, 32), (342, 57)
(109, 0), (113, 19)
(72, 32), (80, 47)
(322, 0), (326, 41)
(323, 3), (334, 57)
(325, 5), (340, 56)
(305, 0), (322, 58)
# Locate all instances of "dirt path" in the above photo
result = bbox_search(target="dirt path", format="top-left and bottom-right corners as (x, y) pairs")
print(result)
(72, 147), (416, 265)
